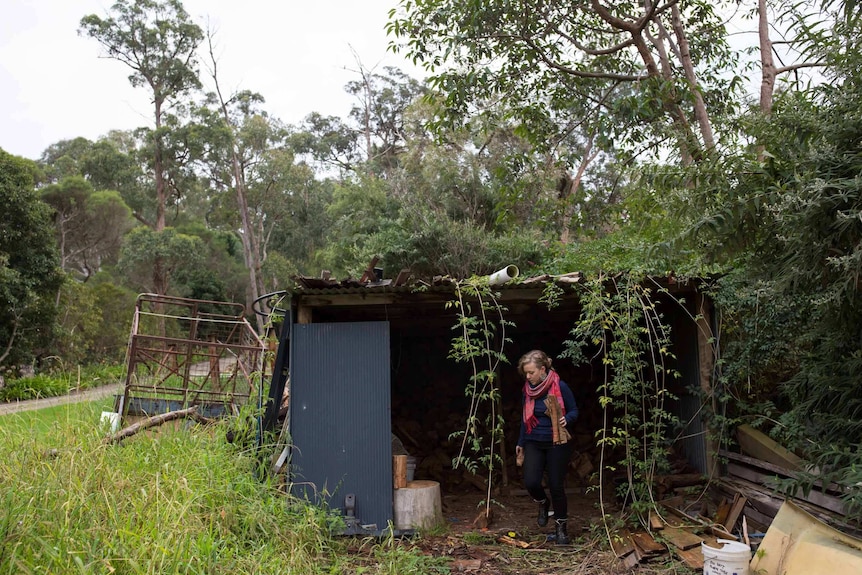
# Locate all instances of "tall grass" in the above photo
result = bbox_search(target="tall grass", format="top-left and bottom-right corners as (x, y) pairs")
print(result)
(0, 402), (449, 575)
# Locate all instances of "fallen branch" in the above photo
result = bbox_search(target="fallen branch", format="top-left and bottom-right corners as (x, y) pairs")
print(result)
(104, 406), (208, 444)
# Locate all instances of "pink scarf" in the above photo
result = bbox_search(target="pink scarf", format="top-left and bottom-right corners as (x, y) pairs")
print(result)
(523, 369), (565, 434)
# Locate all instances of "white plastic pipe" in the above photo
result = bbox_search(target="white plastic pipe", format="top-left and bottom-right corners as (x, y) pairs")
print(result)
(487, 264), (520, 285)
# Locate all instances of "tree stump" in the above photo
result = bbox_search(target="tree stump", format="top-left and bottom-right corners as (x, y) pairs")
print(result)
(393, 480), (443, 530)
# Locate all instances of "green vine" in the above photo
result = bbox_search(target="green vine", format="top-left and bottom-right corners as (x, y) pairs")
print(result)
(446, 276), (513, 518)
(562, 273), (683, 533)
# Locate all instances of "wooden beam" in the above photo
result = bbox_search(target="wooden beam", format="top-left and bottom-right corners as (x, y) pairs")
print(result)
(359, 256), (380, 283)
(297, 305), (312, 324)
(723, 493), (748, 531)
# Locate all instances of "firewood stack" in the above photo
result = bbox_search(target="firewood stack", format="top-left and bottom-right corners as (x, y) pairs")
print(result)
(390, 369), (609, 491)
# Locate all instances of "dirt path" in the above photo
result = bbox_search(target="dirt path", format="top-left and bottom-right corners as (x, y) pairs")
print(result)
(0, 383), (123, 416)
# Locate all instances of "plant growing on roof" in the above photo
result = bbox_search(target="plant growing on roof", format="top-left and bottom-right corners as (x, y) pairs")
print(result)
(446, 275), (513, 520)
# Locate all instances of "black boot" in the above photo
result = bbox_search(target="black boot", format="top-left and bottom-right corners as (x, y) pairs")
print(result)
(535, 499), (550, 527)
(554, 518), (571, 545)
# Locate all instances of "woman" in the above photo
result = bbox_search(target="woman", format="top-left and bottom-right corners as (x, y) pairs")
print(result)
(515, 350), (579, 545)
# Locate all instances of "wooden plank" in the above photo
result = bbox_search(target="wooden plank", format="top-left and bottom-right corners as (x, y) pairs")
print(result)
(714, 497), (731, 527)
(736, 424), (803, 470)
(630, 531), (665, 555)
(496, 535), (530, 549)
(297, 305), (313, 324)
(674, 547), (705, 570)
(661, 526), (704, 550)
(393, 269), (411, 286)
(649, 511), (664, 530)
(393, 455), (408, 489)
(723, 494), (748, 531)
(610, 529), (636, 558)
(727, 462), (848, 515)
(665, 504), (737, 540)
(359, 256), (380, 283)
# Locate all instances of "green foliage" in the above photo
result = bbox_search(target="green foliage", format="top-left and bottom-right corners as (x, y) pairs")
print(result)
(661, 10), (862, 519)
(117, 226), (204, 293)
(79, 0), (203, 102)
(0, 364), (123, 402)
(0, 149), (64, 368)
(0, 374), (69, 401)
(52, 275), (137, 365)
(357, 531), (451, 575)
(40, 175), (133, 279)
(388, 0), (737, 163)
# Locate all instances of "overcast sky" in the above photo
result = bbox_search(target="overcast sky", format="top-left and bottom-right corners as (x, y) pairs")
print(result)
(1, 0), (424, 160)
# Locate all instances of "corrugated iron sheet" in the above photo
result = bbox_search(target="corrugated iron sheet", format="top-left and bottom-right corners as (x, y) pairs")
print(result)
(289, 321), (392, 532)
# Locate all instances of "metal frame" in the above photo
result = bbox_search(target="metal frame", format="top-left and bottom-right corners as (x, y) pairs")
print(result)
(119, 293), (266, 421)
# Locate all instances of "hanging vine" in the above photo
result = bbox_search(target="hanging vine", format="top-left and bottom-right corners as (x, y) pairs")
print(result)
(561, 273), (686, 533)
(446, 276), (513, 520)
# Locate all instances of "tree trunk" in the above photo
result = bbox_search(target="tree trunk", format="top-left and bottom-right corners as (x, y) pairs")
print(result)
(671, 4), (715, 151)
(758, 0), (776, 117)
(207, 36), (266, 333)
(152, 97), (168, 307)
(560, 135), (598, 245)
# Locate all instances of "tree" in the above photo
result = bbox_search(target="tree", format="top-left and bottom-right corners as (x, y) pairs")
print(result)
(0, 149), (64, 368)
(387, 0), (739, 165)
(81, 0), (204, 295)
(40, 176), (133, 281)
(344, 63), (428, 173)
(116, 226), (203, 296)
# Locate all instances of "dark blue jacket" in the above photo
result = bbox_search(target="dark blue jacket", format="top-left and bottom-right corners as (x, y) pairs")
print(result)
(517, 378), (578, 447)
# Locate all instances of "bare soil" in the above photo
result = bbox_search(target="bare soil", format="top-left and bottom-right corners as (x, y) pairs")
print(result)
(342, 483), (685, 575)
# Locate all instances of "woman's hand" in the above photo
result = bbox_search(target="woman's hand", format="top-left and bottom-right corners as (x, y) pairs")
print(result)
(515, 445), (524, 458)
(559, 417), (567, 427)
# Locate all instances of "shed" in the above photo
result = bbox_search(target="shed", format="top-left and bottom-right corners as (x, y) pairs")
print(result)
(262, 270), (717, 535)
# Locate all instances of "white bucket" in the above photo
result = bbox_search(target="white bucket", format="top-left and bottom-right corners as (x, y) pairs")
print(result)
(702, 539), (752, 575)
(100, 411), (120, 433)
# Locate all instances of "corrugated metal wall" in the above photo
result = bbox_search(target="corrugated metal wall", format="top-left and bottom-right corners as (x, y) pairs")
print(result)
(289, 321), (392, 532)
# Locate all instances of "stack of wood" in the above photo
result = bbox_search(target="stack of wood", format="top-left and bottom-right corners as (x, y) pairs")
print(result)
(612, 500), (742, 570)
(711, 424), (859, 537)
(715, 450), (859, 536)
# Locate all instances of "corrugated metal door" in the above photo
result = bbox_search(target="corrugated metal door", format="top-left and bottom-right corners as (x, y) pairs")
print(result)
(289, 321), (392, 533)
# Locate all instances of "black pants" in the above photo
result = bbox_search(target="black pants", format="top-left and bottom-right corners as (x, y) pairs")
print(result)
(523, 440), (574, 520)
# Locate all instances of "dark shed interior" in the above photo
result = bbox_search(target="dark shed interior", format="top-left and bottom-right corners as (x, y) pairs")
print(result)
(280, 277), (711, 506)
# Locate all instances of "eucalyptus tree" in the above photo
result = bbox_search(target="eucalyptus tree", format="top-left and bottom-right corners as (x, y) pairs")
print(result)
(39, 136), (145, 205)
(291, 66), (428, 178)
(80, 0), (204, 295)
(387, 0), (739, 167)
(345, 64), (428, 173)
(39, 176), (133, 282)
(194, 86), (284, 328)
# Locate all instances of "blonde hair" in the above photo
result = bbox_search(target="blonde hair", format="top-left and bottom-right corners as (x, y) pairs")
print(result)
(517, 349), (552, 377)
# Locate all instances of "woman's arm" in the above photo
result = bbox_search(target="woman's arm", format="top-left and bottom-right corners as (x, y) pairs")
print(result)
(559, 380), (579, 426)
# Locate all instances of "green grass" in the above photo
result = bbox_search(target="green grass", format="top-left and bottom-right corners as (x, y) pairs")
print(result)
(0, 401), (452, 575)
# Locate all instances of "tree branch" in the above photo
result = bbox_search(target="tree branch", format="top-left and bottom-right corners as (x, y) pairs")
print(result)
(518, 33), (647, 81)
(775, 61), (826, 75)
